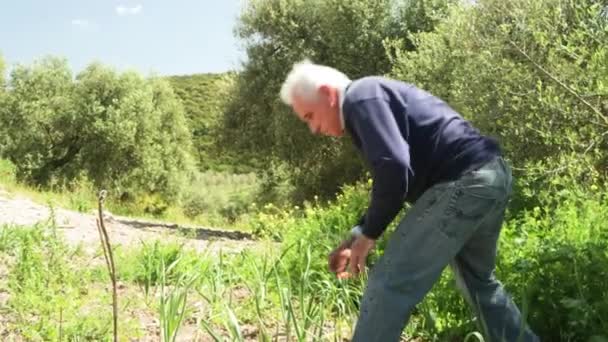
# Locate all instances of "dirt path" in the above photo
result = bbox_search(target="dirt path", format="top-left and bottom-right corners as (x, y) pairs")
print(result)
(0, 189), (258, 255)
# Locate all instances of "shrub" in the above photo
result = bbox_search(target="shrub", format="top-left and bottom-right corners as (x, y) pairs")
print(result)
(0, 58), (196, 202)
(181, 170), (261, 223)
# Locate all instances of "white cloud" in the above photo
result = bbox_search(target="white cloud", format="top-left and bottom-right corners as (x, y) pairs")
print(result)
(116, 4), (143, 16)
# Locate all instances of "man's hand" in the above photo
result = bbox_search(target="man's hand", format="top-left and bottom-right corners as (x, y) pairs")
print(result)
(328, 235), (375, 279)
(348, 235), (375, 276)
(328, 238), (353, 279)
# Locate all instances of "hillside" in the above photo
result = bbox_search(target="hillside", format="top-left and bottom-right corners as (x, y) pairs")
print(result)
(166, 73), (241, 172)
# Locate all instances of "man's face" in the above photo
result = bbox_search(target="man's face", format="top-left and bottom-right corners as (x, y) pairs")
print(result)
(291, 85), (343, 137)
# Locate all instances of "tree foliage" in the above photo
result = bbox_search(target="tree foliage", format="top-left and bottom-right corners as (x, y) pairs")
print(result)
(387, 0), (608, 205)
(0, 57), (196, 201)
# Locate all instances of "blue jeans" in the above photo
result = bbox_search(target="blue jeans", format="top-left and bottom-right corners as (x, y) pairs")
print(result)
(352, 157), (539, 342)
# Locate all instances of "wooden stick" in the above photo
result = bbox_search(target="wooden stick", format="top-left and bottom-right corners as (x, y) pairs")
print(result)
(96, 190), (118, 342)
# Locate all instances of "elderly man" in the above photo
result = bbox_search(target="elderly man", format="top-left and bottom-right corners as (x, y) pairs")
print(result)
(279, 60), (539, 341)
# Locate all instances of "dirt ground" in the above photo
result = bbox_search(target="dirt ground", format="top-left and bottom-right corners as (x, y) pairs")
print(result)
(0, 188), (258, 256)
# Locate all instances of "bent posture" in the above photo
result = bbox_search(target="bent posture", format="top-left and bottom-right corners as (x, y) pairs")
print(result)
(279, 60), (539, 342)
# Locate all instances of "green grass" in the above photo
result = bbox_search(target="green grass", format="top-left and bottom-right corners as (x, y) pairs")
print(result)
(0, 222), (363, 341)
(0, 223), (143, 341)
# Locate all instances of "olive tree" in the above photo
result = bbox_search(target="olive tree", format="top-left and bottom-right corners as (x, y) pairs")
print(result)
(0, 57), (196, 201)
(388, 0), (608, 203)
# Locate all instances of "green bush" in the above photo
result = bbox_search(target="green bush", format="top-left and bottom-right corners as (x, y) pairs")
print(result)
(182, 192), (210, 219)
(136, 193), (170, 217)
(181, 170), (260, 223)
(254, 159), (295, 205)
(500, 190), (608, 339)
(388, 0), (608, 197)
(0, 158), (16, 185)
(0, 57), (196, 202)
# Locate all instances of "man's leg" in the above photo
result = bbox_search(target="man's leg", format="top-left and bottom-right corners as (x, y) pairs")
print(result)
(450, 215), (539, 341)
(451, 159), (539, 341)
(351, 161), (505, 342)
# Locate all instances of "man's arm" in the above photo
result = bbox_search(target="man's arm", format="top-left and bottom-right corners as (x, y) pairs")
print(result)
(349, 97), (411, 239)
(328, 95), (411, 278)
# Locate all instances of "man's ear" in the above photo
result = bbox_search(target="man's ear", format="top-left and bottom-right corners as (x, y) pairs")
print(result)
(319, 85), (336, 106)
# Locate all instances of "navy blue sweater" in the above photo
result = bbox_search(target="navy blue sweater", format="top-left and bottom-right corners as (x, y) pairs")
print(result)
(343, 77), (500, 239)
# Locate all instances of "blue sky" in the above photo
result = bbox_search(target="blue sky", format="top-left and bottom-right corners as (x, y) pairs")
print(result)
(0, 1), (246, 76)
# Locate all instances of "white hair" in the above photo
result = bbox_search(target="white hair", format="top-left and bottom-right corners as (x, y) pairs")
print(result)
(280, 59), (351, 105)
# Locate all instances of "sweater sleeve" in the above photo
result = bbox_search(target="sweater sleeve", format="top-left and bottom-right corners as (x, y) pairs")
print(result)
(349, 98), (411, 239)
